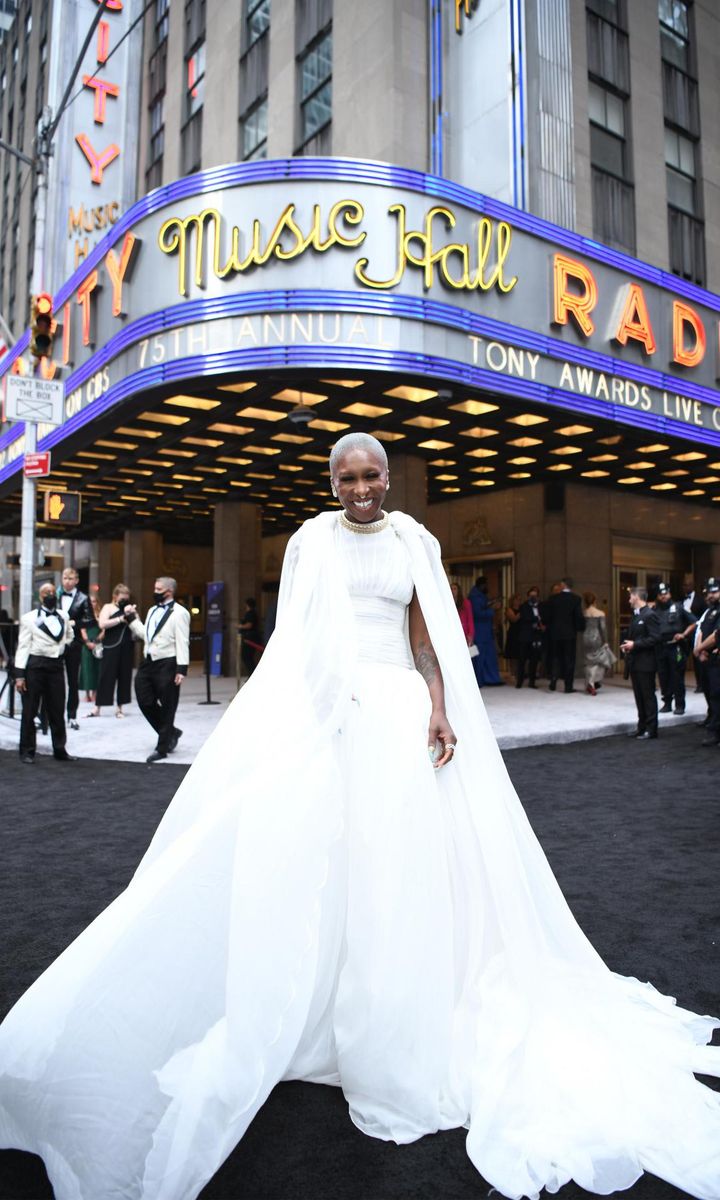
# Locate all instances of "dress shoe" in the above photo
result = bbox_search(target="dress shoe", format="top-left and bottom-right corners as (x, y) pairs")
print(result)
(169, 728), (183, 752)
(54, 751), (78, 762)
(586, 684), (597, 696)
(635, 731), (657, 740)
(564, 687), (578, 694)
(673, 707), (685, 715)
(659, 703), (673, 713)
(20, 753), (35, 764)
(146, 750), (167, 763)
(68, 720), (80, 730)
(627, 730), (642, 738)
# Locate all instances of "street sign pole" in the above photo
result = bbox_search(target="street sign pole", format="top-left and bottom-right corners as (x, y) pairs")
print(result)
(19, 113), (49, 616)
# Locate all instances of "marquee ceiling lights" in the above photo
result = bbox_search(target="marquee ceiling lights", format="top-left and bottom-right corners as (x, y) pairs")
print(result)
(165, 396), (221, 411)
(635, 443), (668, 452)
(507, 437), (542, 447)
(237, 407), (287, 421)
(272, 388), (328, 404)
(418, 439), (454, 450)
(696, 475), (720, 483)
(139, 411), (189, 426)
(550, 445), (583, 455)
(371, 429), (405, 441)
(208, 423), (254, 435)
(341, 402), (392, 417)
(182, 437), (224, 447)
(308, 419), (350, 432)
(508, 472), (531, 479)
(618, 477), (645, 484)
(319, 379), (364, 389)
(598, 435), (624, 445)
(473, 480), (495, 486)
(449, 400), (499, 415)
(466, 448), (498, 458)
(581, 470), (610, 477)
(548, 463), (572, 471)
(673, 451), (706, 461)
(403, 416), (450, 429)
(242, 445), (281, 455)
(383, 385), (437, 403)
(683, 489), (705, 495)
(115, 426), (163, 439)
(588, 454), (618, 462)
(555, 425), (594, 435)
(272, 432), (313, 444)
(506, 413), (548, 426)
(627, 461), (656, 470)
(217, 382), (257, 394)
(435, 474), (459, 481)
(158, 448), (196, 457)
(459, 426), (499, 439)
(96, 439), (139, 451)
(508, 456), (536, 465)
(470, 466), (495, 473)
(662, 470), (689, 476)
(429, 458), (456, 466)
(299, 453), (327, 462)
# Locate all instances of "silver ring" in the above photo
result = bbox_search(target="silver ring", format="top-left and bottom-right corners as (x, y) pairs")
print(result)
(445, 743), (457, 751)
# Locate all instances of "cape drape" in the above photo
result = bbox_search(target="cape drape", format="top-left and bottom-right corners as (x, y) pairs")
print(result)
(0, 511), (718, 1200)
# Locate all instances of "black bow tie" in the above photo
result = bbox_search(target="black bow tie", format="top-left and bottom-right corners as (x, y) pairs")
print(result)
(62, 591), (74, 597)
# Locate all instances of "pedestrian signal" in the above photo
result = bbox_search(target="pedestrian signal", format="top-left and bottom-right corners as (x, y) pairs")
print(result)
(30, 293), (54, 359)
(43, 490), (81, 524)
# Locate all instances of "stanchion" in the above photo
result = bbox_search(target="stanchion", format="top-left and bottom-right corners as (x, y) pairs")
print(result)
(197, 632), (220, 706)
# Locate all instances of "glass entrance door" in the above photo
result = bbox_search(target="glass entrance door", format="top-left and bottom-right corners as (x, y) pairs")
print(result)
(445, 554), (514, 670)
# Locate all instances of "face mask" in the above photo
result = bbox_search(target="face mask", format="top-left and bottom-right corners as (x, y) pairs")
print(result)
(117, 597), (128, 609)
(42, 595), (57, 611)
(153, 591), (166, 605)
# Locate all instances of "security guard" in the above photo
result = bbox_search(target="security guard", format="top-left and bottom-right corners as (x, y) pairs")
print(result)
(691, 580), (720, 727)
(654, 582), (695, 715)
(696, 578), (720, 744)
(15, 581), (78, 763)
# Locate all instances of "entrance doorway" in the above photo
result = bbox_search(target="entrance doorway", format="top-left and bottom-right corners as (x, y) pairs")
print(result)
(445, 554), (515, 666)
(612, 535), (694, 647)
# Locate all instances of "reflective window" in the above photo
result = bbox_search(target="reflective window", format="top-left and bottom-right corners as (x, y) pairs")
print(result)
(247, 0), (269, 47)
(299, 29), (332, 147)
(242, 97), (267, 160)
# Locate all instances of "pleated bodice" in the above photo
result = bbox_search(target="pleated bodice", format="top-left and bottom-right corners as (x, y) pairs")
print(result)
(336, 521), (414, 669)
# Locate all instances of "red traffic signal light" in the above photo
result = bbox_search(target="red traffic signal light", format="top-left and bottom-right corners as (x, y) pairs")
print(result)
(30, 293), (55, 359)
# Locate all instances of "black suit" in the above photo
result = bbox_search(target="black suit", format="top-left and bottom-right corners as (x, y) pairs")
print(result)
(515, 600), (544, 687)
(546, 590), (585, 691)
(626, 605), (661, 736)
(58, 589), (93, 720)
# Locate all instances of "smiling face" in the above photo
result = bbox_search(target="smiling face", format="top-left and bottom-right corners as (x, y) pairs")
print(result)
(331, 446), (389, 524)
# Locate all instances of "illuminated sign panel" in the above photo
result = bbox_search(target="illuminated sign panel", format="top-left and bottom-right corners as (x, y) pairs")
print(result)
(45, 0), (143, 285)
(1, 158), (720, 481)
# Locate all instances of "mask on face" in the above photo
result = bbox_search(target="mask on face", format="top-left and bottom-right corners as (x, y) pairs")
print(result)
(42, 595), (57, 611)
(117, 597), (128, 609)
(153, 591), (166, 605)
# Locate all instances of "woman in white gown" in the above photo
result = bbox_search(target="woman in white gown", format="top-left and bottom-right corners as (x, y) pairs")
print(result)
(0, 432), (719, 1200)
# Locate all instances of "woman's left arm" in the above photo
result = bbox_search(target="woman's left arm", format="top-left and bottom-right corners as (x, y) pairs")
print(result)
(409, 590), (456, 769)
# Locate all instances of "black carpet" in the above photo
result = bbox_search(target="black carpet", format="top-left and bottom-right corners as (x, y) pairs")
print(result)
(0, 726), (718, 1200)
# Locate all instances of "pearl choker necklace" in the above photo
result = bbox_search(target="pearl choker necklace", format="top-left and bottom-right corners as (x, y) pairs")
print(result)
(337, 509), (389, 534)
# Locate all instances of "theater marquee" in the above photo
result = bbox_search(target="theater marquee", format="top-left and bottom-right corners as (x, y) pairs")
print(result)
(1, 157), (720, 479)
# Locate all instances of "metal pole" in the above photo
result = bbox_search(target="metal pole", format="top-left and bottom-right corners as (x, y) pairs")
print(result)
(19, 118), (49, 616)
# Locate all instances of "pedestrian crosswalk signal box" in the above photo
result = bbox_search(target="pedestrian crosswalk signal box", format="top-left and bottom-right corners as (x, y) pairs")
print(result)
(43, 491), (82, 525)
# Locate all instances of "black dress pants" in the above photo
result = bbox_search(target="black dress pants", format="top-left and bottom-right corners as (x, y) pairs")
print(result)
(20, 656), (67, 757)
(63, 641), (83, 720)
(551, 637), (577, 690)
(134, 656), (180, 754)
(96, 634), (134, 707)
(516, 641), (541, 686)
(657, 643), (687, 710)
(630, 668), (658, 736)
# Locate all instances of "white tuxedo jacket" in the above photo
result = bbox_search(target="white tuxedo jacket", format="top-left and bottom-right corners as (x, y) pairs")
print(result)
(15, 608), (74, 677)
(130, 602), (190, 674)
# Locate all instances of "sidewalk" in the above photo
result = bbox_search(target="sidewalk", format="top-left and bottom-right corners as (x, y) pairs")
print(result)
(0, 666), (705, 763)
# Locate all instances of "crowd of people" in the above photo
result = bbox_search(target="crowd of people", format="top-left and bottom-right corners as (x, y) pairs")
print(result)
(451, 572), (720, 741)
(6, 570), (190, 765)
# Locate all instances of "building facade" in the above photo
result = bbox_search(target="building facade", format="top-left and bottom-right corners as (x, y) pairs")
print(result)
(0, 0), (719, 666)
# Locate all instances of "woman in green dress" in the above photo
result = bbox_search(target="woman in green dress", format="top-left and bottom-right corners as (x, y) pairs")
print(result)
(79, 593), (103, 704)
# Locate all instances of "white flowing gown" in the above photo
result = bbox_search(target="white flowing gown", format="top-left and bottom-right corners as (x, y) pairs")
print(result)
(0, 511), (719, 1200)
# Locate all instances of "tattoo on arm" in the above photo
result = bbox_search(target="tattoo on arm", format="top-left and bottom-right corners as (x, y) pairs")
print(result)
(414, 637), (439, 686)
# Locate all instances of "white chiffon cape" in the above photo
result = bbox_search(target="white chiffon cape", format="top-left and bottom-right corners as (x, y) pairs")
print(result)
(0, 510), (718, 1200)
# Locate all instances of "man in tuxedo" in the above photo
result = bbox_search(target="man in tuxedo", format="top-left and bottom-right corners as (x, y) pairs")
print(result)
(15, 582), (78, 763)
(127, 576), (190, 763)
(515, 585), (545, 689)
(621, 587), (661, 740)
(546, 577), (585, 693)
(58, 566), (94, 729)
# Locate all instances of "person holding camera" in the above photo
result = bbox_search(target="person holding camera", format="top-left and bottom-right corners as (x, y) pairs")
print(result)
(87, 583), (136, 719)
(126, 576), (190, 762)
(621, 586), (662, 740)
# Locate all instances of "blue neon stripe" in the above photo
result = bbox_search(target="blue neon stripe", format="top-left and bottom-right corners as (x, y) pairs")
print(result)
(1, 339), (719, 488)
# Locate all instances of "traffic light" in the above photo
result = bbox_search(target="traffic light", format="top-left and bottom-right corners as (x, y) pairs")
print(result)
(30, 293), (54, 359)
(43, 491), (82, 525)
